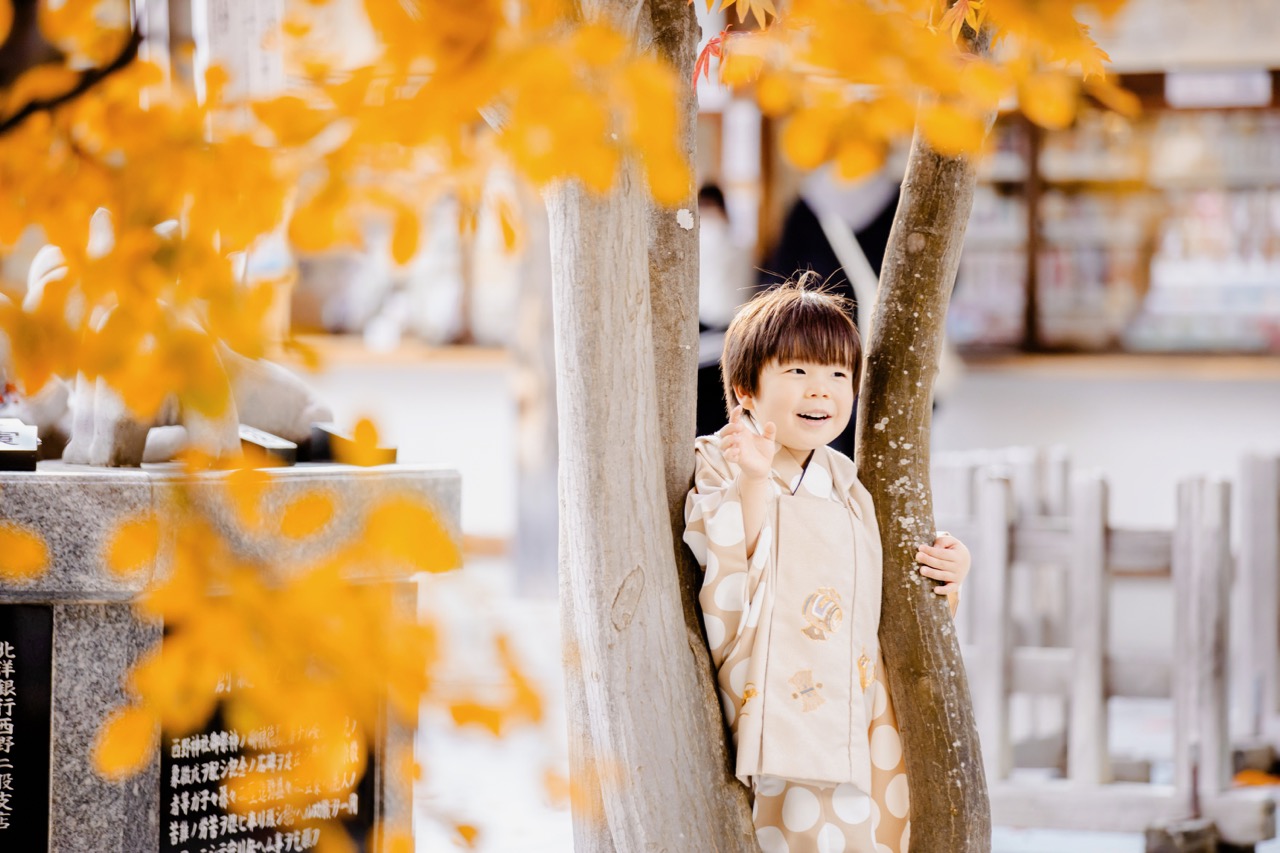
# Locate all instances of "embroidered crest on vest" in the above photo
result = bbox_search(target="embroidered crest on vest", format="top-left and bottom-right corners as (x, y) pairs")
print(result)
(858, 648), (873, 691)
(788, 669), (825, 712)
(800, 587), (844, 640)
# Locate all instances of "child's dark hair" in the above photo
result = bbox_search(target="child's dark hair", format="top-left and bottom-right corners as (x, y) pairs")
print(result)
(720, 271), (862, 415)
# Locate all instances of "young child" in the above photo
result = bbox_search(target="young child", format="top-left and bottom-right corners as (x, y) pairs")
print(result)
(683, 277), (971, 853)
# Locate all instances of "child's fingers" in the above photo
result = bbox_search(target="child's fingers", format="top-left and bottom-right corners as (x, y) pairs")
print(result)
(762, 421), (777, 441)
(919, 566), (957, 582)
(933, 582), (959, 595)
(915, 551), (947, 570)
(729, 405), (743, 425)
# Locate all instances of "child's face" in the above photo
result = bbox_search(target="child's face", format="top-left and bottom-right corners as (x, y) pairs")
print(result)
(736, 359), (855, 453)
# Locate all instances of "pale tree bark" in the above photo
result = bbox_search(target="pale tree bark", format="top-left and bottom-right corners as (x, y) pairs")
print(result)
(547, 0), (758, 849)
(854, 87), (996, 853)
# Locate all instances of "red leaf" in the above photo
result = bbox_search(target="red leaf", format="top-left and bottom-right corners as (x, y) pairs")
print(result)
(693, 31), (728, 87)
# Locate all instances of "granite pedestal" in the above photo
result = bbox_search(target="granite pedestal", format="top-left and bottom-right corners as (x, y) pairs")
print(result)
(0, 462), (460, 852)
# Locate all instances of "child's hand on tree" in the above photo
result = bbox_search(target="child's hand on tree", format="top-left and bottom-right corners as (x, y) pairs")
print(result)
(719, 405), (777, 481)
(916, 532), (970, 595)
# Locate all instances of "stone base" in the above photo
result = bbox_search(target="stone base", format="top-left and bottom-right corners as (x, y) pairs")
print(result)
(1, 462), (460, 853)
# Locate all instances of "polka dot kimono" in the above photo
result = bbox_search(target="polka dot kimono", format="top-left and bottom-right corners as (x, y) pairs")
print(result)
(684, 435), (910, 853)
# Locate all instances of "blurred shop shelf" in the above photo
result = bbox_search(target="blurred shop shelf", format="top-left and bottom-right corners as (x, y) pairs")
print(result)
(275, 334), (512, 369)
(958, 351), (1280, 381)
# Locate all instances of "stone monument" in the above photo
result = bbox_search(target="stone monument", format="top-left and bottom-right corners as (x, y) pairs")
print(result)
(0, 461), (459, 852)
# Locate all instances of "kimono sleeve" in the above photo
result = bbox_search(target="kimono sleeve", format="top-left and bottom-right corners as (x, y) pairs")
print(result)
(682, 436), (774, 668)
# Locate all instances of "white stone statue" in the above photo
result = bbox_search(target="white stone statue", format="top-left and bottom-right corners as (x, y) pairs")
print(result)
(1, 222), (332, 467)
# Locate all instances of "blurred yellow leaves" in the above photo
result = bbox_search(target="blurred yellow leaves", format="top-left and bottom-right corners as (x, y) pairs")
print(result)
(333, 417), (393, 467)
(720, 0), (776, 29)
(0, 0), (11, 45)
(698, 0), (1135, 173)
(0, 0), (700, 435)
(0, 521), (49, 581)
(365, 494), (461, 573)
(86, 461), (483, 844)
(280, 490), (336, 538)
(105, 513), (160, 578)
(92, 705), (160, 780)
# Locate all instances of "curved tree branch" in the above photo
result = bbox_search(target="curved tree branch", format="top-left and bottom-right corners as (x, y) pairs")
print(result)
(0, 21), (142, 138)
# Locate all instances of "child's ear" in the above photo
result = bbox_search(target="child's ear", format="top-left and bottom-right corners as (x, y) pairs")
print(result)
(734, 386), (755, 410)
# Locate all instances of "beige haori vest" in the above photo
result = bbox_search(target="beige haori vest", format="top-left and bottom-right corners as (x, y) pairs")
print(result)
(685, 435), (884, 791)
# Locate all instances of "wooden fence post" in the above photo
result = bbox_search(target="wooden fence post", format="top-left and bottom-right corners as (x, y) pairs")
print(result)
(1068, 472), (1110, 785)
(1174, 478), (1233, 815)
(974, 468), (1014, 782)
(1234, 454), (1280, 739)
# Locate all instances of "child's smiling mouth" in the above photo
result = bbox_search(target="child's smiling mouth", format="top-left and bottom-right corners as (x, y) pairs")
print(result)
(797, 412), (830, 422)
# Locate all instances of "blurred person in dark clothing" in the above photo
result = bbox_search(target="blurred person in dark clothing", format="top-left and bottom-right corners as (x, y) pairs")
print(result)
(697, 183), (754, 439)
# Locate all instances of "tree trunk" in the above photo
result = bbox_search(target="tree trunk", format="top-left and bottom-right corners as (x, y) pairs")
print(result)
(854, 124), (994, 848)
(547, 2), (758, 848)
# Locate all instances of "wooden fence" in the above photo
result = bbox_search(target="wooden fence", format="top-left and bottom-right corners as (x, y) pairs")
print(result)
(1234, 453), (1280, 744)
(932, 449), (1276, 846)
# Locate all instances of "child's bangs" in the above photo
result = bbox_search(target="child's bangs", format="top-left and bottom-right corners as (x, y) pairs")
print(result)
(763, 296), (858, 370)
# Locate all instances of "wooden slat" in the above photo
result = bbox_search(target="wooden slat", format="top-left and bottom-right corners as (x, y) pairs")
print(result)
(1009, 520), (1071, 566)
(1108, 655), (1173, 699)
(1069, 473), (1110, 785)
(1197, 480), (1233, 804)
(990, 782), (1275, 844)
(973, 647), (1171, 699)
(991, 781), (1184, 834)
(1235, 454), (1280, 734)
(1109, 529), (1173, 577)
(973, 471), (1014, 782)
(1173, 481), (1197, 813)
(1045, 446), (1071, 516)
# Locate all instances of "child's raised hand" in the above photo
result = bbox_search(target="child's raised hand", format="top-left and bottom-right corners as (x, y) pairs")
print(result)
(719, 405), (777, 481)
(916, 532), (970, 595)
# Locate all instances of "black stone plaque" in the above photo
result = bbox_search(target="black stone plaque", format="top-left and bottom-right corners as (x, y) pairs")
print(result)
(0, 604), (54, 848)
(160, 706), (376, 853)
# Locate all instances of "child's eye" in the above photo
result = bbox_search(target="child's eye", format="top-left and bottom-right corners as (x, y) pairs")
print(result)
(787, 367), (806, 374)
(833, 371), (847, 378)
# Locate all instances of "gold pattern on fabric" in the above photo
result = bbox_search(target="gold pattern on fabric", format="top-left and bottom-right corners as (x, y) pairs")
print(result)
(788, 669), (826, 712)
(801, 587), (844, 640)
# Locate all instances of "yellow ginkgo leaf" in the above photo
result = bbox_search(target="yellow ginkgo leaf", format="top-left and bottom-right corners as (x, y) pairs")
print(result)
(455, 824), (481, 848)
(1084, 75), (1141, 120)
(780, 109), (834, 171)
(251, 95), (335, 146)
(390, 205), (420, 265)
(1020, 71), (1078, 130)
(834, 137), (885, 181)
(104, 513), (160, 578)
(919, 102), (988, 156)
(280, 491), (336, 539)
(755, 73), (793, 118)
(0, 0), (13, 45)
(226, 466), (270, 530)
(449, 700), (506, 735)
(0, 522), (49, 581)
(645, 154), (692, 208)
(496, 194), (522, 253)
(334, 417), (391, 467)
(92, 705), (159, 780)
(365, 496), (460, 573)
(497, 635), (543, 724)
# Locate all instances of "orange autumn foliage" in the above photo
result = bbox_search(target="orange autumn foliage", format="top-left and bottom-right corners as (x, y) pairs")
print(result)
(698, 0), (1138, 178)
(0, 0), (1137, 844)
